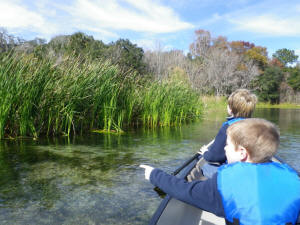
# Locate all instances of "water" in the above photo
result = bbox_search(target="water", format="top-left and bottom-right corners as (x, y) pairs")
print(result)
(0, 108), (299, 224)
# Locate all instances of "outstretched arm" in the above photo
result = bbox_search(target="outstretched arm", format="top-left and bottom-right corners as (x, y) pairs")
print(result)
(140, 165), (225, 217)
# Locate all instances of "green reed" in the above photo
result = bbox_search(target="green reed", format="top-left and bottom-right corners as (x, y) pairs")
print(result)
(141, 76), (203, 127)
(0, 52), (203, 139)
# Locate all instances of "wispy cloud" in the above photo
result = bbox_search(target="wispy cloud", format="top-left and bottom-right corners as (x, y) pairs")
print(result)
(134, 38), (176, 51)
(0, 0), (193, 41)
(1, 0), (300, 52)
(229, 15), (300, 36)
(0, 2), (43, 30)
(66, 0), (194, 34)
(0, 1), (58, 36)
(225, 1), (300, 36)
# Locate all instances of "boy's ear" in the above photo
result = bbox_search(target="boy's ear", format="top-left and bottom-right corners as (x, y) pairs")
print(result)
(238, 145), (249, 162)
(227, 105), (233, 116)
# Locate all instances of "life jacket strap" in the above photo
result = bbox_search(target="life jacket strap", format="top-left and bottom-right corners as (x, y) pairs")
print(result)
(225, 218), (240, 225)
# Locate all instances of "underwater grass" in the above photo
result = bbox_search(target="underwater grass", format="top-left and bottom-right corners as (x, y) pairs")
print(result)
(0, 52), (203, 139)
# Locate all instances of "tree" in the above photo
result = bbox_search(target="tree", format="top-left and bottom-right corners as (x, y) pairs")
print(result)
(253, 66), (284, 103)
(186, 30), (261, 95)
(245, 46), (268, 70)
(272, 48), (298, 66)
(107, 39), (146, 74)
(212, 36), (229, 50)
(0, 27), (24, 52)
(287, 67), (300, 91)
(269, 58), (284, 68)
(189, 29), (211, 60)
(46, 32), (107, 60)
(230, 41), (255, 55)
(203, 48), (258, 95)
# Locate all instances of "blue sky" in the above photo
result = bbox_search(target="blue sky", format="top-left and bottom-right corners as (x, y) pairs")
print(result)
(1, 0), (300, 57)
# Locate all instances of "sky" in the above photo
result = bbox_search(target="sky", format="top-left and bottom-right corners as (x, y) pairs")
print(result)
(1, 0), (300, 57)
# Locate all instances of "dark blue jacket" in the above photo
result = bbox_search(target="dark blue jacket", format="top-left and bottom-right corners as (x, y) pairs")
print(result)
(203, 117), (243, 163)
(150, 168), (225, 217)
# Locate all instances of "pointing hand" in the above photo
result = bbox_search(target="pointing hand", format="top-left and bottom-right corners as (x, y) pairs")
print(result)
(139, 164), (154, 180)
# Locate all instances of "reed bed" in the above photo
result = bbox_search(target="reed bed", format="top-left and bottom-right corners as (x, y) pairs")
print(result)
(141, 78), (202, 127)
(0, 52), (203, 139)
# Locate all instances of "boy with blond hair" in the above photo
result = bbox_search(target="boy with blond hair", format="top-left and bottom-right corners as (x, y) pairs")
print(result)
(199, 89), (257, 178)
(141, 119), (300, 224)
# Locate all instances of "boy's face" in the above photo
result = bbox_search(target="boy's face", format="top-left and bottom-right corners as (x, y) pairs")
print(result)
(225, 135), (246, 163)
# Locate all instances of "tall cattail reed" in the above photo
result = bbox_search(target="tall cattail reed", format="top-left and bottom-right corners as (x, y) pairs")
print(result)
(0, 52), (203, 139)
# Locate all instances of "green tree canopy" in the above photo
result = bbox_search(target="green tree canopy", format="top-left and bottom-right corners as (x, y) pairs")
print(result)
(272, 48), (298, 66)
(47, 32), (107, 59)
(253, 66), (284, 103)
(287, 67), (300, 91)
(107, 39), (146, 74)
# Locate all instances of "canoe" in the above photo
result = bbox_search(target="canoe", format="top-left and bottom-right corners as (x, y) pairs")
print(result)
(149, 154), (300, 225)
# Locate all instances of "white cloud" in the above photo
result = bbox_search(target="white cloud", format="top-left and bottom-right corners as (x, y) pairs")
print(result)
(0, 0), (192, 41)
(67, 0), (193, 33)
(223, 1), (300, 37)
(134, 39), (157, 51)
(228, 15), (300, 36)
(134, 38), (176, 51)
(0, 2), (43, 29)
(0, 1), (58, 35)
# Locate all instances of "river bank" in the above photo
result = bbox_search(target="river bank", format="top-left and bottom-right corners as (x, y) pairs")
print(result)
(202, 96), (300, 114)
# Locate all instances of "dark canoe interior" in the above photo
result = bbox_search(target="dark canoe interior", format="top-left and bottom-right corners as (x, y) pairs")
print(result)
(149, 155), (300, 225)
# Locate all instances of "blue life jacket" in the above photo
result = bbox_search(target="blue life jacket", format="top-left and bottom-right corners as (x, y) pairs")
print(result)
(222, 117), (245, 127)
(217, 162), (300, 225)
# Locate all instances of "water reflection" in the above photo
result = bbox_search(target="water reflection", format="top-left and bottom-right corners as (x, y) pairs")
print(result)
(0, 108), (299, 224)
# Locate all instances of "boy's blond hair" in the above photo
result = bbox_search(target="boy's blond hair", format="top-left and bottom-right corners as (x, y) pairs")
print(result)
(227, 118), (279, 163)
(228, 89), (257, 118)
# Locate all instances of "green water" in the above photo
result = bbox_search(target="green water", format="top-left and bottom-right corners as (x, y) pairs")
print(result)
(0, 108), (299, 225)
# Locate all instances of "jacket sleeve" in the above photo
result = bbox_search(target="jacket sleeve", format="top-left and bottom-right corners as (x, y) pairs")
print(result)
(203, 124), (228, 163)
(150, 168), (225, 217)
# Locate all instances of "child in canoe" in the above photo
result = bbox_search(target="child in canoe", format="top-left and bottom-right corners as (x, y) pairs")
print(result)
(199, 89), (257, 178)
(140, 118), (300, 224)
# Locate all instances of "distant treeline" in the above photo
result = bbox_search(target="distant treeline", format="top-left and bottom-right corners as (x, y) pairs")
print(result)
(1, 28), (300, 103)
(144, 30), (300, 103)
(0, 28), (299, 138)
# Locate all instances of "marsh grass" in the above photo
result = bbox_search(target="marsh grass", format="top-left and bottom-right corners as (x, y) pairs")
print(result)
(141, 78), (202, 127)
(201, 96), (227, 112)
(200, 96), (300, 118)
(0, 52), (203, 139)
(256, 102), (300, 109)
